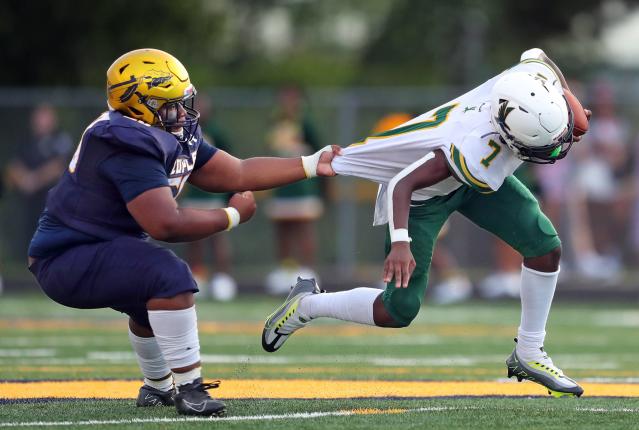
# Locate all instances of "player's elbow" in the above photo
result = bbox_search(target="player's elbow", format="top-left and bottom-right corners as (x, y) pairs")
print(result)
(144, 215), (182, 242)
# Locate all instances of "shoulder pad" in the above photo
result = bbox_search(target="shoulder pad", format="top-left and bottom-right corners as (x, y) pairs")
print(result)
(104, 111), (178, 162)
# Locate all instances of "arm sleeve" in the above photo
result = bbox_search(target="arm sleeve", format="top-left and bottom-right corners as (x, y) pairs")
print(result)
(99, 153), (169, 203)
(194, 139), (218, 171)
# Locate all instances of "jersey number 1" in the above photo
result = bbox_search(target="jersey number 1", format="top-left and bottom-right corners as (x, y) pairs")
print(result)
(481, 140), (501, 168)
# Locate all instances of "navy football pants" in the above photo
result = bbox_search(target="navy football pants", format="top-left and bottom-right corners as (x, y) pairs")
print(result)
(29, 236), (198, 329)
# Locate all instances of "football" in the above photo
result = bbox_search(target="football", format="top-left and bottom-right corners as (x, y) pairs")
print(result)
(564, 89), (589, 136)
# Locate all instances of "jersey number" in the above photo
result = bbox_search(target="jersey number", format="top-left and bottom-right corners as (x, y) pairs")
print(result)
(481, 140), (501, 168)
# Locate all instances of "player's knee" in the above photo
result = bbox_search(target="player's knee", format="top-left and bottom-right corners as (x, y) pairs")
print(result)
(387, 292), (422, 327)
(524, 245), (561, 272)
(543, 247), (562, 273)
(129, 316), (154, 336)
(548, 245), (562, 267)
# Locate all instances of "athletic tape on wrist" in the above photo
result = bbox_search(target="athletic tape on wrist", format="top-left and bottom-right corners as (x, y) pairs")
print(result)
(301, 145), (333, 178)
(223, 207), (241, 230)
(390, 228), (412, 243)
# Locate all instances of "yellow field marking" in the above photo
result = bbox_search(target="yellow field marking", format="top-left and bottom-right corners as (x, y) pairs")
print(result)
(1, 379), (639, 400)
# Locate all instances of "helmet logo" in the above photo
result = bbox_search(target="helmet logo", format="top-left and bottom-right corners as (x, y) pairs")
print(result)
(147, 74), (172, 89)
(497, 99), (515, 132)
(110, 71), (173, 104)
(119, 82), (139, 103)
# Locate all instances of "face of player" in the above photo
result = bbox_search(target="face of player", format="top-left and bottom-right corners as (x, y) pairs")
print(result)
(158, 102), (187, 133)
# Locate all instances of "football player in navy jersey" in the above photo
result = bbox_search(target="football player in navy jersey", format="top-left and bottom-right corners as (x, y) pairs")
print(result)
(27, 49), (338, 417)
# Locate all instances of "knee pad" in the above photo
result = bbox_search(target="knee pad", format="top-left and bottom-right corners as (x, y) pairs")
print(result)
(148, 306), (200, 369)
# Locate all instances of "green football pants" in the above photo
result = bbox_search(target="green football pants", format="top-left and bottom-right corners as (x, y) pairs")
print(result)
(381, 175), (561, 326)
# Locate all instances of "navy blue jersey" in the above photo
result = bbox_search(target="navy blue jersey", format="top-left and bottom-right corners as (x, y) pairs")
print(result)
(29, 111), (217, 257)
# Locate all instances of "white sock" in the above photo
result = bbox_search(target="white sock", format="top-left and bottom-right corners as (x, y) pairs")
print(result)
(298, 287), (379, 326)
(128, 329), (173, 392)
(174, 367), (202, 390)
(147, 306), (201, 385)
(517, 265), (559, 360)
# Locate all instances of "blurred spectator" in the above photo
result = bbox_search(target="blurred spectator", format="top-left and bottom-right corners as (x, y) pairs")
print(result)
(265, 86), (323, 294)
(528, 81), (597, 279)
(570, 81), (631, 279)
(4, 104), (72, 255)
(180, 95), (237, 301)
(373, 112), (472, 304)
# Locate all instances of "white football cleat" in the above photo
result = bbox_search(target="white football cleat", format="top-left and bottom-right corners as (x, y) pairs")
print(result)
(262, 277), (321, 352)
(506, 340), (583, 397)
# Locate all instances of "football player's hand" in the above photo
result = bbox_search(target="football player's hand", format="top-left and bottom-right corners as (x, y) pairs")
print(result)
(383, 242), (416, 288)
(229, 191), (257, 223)
(573, 109), (592, 143)
(316, 145), (342, 177)
(585, 109), (592, 121)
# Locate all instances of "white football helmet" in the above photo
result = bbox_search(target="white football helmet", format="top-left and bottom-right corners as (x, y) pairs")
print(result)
(490, 71), (574, 164)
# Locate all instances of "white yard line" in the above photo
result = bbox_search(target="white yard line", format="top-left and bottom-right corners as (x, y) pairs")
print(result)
(0, 352), (625, 371)
(2, 406), (638, 427)
(87, 352), (508, 366)
(0, 406), (473, 427)
(0, 349), (56, 358)
(576, 408), (639, 413)
(1, 351), (622, 370)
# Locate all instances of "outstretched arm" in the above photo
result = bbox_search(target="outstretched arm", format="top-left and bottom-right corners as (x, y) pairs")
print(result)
(384, 149), (452, 288)
(188, 146), (341, 193)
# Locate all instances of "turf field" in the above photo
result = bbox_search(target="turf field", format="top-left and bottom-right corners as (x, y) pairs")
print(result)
(1, 293), (638, 429)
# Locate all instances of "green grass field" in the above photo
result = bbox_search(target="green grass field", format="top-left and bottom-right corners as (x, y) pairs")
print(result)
(1, 293), (638, 429)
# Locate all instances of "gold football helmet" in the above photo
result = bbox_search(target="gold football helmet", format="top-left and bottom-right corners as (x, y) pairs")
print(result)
(106, 48), (199, 137)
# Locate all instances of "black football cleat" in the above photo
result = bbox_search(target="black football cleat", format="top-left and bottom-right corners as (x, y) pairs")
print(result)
(136, 385), (175, 407)
(174, 378), (226, 417)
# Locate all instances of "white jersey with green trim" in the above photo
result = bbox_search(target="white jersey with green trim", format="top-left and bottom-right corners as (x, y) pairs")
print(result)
(331, 56), (563, 226)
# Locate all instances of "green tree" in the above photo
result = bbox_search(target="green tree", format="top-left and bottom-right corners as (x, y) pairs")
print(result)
(358, 0), (607, 85)
(0, 0), (224, 85)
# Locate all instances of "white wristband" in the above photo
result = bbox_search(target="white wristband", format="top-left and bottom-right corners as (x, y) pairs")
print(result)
(390, 228), (412, 243)
(222, 207), (241, 231)
(301, 145), (333, 178)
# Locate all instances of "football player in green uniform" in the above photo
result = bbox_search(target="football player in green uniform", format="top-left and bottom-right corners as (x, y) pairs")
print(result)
(263, 48), (590, 398)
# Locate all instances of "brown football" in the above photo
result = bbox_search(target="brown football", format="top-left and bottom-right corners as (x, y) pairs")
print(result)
(564, 89), (589, 136)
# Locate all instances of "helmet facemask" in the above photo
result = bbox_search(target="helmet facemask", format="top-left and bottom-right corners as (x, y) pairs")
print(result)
(145, 90), (200, 143)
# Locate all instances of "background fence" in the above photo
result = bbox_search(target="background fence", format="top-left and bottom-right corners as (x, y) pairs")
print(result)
(2, 82), (639, 297)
